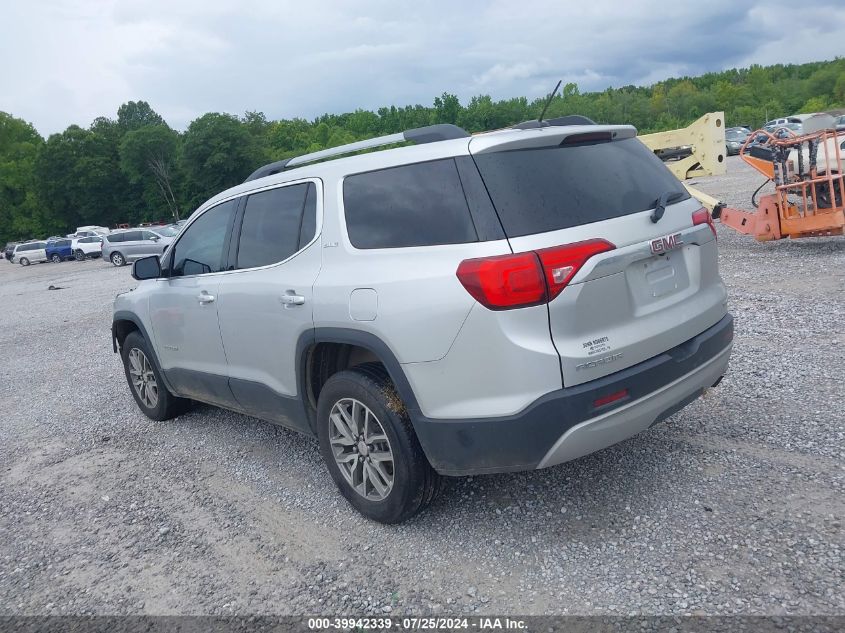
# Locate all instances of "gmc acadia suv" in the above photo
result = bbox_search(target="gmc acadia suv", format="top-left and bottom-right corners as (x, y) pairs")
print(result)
(112, 119), (733, 523)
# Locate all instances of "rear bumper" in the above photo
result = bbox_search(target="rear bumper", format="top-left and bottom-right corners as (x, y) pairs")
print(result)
(412, 313), (733, 476)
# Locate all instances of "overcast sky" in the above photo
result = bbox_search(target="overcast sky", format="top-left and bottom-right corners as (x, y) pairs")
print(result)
(2, 0), (843, 135)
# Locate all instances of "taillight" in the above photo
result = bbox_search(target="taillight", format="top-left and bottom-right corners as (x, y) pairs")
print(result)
(692, 207), (717, 238)
(536, 239), (615, 301)
(456, 252), (546, 310)
(456, 239), (615, 310)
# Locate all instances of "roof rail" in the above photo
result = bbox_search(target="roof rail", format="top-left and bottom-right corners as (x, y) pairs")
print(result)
(244, 123), (470, 182)
(512, 115), (596, 129)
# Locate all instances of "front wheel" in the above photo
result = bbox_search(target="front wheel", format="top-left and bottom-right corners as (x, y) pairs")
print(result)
(110, 252), (125, 266)
(317, 363), (443, 523)
(121, 331), (191, 421)
(19, 257), (30, 266)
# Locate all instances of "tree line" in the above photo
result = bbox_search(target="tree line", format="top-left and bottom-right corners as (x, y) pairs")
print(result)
(1, 58), (843, 246)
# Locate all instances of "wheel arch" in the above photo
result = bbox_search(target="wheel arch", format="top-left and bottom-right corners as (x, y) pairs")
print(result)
(298, 328), (423, 435)
(112, 310), (178, 395)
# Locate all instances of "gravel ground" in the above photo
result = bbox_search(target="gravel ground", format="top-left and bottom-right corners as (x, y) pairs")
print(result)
(0, 156), (843, 617)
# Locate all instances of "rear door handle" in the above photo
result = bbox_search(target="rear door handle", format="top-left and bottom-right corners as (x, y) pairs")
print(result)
(197, 292), (215, 304)
(280, 294), (305, 306)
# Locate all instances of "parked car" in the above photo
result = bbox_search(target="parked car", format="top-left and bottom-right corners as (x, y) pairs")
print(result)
(112, 119), (733, 523)
(11, 241), (48, 266)
(764, 116), (802, 129)
(45, 238), (73, 262)
(71, 235), (104, 260)
(835, 115), (845, 133)
(102, 226), (178, 266)
(725, 127), (750, 155)
(66, 225), (110, 239)
(4, 242), (19, 262)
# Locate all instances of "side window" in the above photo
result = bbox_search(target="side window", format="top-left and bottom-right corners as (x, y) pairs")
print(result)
(122, 231), (142, 242)
(236, 182), (314, 269)
(141, 231), (157, 241)
(171, 200), (236, 277)
(107, 233), (124, 243)
(343, 159), (479, 249)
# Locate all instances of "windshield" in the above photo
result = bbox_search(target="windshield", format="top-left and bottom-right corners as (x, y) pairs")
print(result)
(726, 130), (747, 141)
(155, 226), (179, 237)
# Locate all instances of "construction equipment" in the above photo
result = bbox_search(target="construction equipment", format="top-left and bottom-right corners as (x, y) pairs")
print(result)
(638, 112), (729, 217)
(718, 120), (845, 240)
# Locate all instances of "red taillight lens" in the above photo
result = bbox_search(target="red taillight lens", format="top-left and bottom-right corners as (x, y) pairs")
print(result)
(536, 239), (615, 301)
(692, 207), (717, 238)
(456, 252), (546, 310)
(456, 239), (616, 310)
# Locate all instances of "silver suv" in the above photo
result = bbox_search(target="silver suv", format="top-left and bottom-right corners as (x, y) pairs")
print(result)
(112, 119), (733, 523)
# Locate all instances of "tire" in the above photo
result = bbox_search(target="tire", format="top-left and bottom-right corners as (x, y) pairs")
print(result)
(19, 257), (30, 266)
(74, 250), (85, 261)
(110, 251), (125, 266)
(316, 363), (443, 523)
(121, 331), (191, 421)
(816, 174), (843, 209)
(51, 253), (62, 263)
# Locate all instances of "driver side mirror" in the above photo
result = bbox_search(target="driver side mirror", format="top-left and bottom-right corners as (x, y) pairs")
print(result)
(132, 255), (161, 281)
(149, 235), (160, 242)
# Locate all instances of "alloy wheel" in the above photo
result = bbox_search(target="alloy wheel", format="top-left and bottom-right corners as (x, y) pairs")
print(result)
(128, 348), (158, 409)
(329, 398), (394, 501)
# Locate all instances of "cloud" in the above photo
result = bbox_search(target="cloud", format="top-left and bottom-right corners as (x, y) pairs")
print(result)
(0, 0), (842, 135)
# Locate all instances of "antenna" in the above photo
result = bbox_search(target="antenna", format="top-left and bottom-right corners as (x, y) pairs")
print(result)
(537, 79), (562, 124)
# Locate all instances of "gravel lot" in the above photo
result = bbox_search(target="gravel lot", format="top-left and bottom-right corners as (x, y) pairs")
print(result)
(0, 156), (843, 617)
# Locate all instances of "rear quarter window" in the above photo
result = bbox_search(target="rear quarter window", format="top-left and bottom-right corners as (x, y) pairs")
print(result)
(343, 158), (479, 249)
(474, 137), (689, 237)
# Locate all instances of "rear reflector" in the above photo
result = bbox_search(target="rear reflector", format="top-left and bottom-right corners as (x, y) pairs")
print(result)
(593, 388), (628, 408)
(692, 207), (717, 238)
(456, 239), (615, 310)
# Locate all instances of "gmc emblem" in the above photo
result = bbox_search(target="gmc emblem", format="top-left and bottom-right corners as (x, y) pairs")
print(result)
(650, 232), (684, 255)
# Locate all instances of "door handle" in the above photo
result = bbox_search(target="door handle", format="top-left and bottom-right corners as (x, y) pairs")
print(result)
(197, 292), (215, 304)
(280, 293), (305, 306)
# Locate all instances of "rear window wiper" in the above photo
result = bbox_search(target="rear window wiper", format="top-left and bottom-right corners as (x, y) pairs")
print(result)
(651, 191), (687, 223)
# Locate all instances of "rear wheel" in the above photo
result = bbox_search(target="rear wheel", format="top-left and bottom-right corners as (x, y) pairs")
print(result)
(110, 252), (125, 266)
(74, 250), (85, 261)
(51, 253), (62, 263)
(121, 331), (191, 421)
(19, 257), (30, 266)
(316, 363), (443, 523)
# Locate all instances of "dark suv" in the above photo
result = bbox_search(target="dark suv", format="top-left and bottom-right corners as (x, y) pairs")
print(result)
(4, 242), (18, 262)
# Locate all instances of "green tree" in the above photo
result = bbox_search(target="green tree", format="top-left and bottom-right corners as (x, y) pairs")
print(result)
(180, 113), (261, 208)
(0, 112), (44, 243)
(118, 101), (165, 132)
(120, 124), (183, 221)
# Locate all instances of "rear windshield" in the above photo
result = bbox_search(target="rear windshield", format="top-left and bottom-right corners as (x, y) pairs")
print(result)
(473, 137), (689, 237)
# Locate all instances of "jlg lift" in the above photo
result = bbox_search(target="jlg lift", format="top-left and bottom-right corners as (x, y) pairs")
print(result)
(718, 126), (845, 240)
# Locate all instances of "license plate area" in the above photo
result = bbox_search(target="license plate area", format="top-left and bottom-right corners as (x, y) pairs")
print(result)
(644, 254), (678, 298)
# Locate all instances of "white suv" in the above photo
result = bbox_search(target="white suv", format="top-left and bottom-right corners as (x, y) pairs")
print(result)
(71, 235), (104, 260)
(112, 119), (733, 523)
